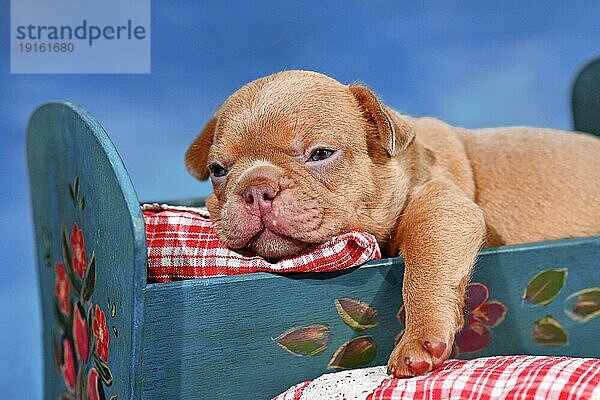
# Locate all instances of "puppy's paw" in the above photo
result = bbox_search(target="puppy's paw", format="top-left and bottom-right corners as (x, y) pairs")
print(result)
(387, 332), (453, 378)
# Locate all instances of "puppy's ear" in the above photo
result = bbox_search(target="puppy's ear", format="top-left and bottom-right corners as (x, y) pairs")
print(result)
(185, 116), (217, 180)
(349, 85), (414, 156)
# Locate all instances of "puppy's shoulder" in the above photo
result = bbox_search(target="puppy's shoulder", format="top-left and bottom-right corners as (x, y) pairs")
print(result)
(401, 115), (475, 199)
(404, 116), (463, 146)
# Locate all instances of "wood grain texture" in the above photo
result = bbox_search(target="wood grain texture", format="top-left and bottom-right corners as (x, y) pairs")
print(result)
(141, 237), (600, 399)
(27, 102), (147, 400)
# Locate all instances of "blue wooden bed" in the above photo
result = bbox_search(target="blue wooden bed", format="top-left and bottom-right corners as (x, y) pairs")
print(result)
(28, 62), (600, 399)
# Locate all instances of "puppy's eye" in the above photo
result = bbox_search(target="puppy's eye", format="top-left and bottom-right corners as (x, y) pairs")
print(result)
(209, 163), (228, 177)
(308, 149), (335, 162)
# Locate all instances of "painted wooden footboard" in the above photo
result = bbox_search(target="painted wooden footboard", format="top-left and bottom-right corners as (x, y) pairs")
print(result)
(140, 237), (600, 399)
(28, 102), (600, 400)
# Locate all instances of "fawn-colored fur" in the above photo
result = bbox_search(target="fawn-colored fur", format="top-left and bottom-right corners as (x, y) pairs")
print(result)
(186, 70), (600, 377)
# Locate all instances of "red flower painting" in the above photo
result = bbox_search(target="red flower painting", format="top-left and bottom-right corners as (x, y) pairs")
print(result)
(52, 179), (117, 398)
(55, 262), (70, 316)
(87, 368), (100, 400)
(396, 282), (507, 355)
(70, 223), (86, 278)
(454, 282), (507, 354)
(73, 303), (89, 363)
(93, 304), (110, 361)
(61, 338), (77, 393)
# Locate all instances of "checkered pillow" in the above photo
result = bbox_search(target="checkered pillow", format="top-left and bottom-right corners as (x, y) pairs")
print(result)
(273, 356), (600, 400)
(142, 204), (381, 283)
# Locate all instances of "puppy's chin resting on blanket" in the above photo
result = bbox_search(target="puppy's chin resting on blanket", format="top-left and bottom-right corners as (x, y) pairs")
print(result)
(185, 70), (600, 377)
(142, 204), (381, 282)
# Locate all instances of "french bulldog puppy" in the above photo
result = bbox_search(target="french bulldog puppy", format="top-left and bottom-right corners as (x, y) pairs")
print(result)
(185, 70), (600, 377)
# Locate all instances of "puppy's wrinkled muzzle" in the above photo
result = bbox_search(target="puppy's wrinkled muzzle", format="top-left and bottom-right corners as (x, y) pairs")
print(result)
(226, 163), (309, 258)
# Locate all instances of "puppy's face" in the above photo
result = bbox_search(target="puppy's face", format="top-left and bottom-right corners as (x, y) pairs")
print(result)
(185, 71), (414, 259)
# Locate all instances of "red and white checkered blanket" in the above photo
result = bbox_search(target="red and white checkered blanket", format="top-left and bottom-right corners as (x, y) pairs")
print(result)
(274, 355), (600, 400)
(142, 204), (381, 283)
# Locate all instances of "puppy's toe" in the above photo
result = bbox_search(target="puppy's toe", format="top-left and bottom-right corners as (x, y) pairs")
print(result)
(423, 340), (447, 360)
(387, 334), (453, 378)
(387, 339), (432, 377)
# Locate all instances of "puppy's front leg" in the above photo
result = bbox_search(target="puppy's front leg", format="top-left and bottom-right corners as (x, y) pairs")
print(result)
(387, 179), (485, 377)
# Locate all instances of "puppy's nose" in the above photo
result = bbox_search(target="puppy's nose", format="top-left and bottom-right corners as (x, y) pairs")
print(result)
(243, 184), (279, 213)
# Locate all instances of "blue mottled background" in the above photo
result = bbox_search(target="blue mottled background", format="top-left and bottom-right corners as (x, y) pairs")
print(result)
(1, 1), (599, 397)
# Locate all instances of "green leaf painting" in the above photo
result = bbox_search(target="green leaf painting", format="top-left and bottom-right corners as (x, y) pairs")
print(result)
(277, 297), (379, 368)
(275, 324), (332, 357)
(81, 253), (96, 302)
(335, 297), (377, 331)
(523, 268), (567, 306)
(327, 335), (377, 369)
(73, 175), (80, 199)
(564, 288), (600, 323)
(52, 331), (61, 371)
(532, 315), (568, 346)
(76, 363), (85, 400)
(94, 352), (114, 387)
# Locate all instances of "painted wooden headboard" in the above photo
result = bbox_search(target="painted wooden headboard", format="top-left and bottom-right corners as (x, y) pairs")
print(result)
(28, 102), (147, 399)
(28, 102), (600, 399)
